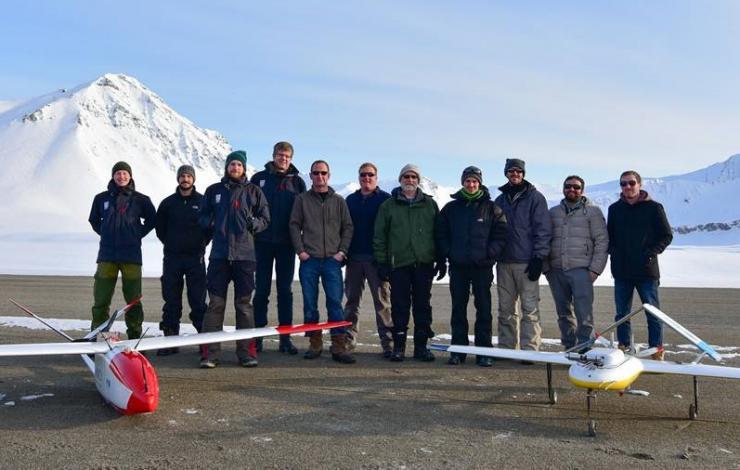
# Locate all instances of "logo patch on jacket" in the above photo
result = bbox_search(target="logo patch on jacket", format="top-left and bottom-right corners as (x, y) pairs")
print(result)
(103, 201), (109, 211)
(259, 179), (265, 188)
(192, 205), (199, 210)
(215, 194), (221, 204)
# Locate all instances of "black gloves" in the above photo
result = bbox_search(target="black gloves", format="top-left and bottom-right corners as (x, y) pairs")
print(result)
(433, 260), (447, 281)
(377, 263), (392, 282)
(524, 257), (543, 282)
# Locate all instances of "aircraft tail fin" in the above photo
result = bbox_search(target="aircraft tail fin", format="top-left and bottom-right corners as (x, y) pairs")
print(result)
(82, 296), (142, 341)
(643, 304), (723, 362)
(8, 298), (75, 342)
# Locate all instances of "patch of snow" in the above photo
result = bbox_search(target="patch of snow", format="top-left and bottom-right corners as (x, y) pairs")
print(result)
(183, 408), (199, 415)
(4, 401), (15, 406)
(20, 393), (54, 401)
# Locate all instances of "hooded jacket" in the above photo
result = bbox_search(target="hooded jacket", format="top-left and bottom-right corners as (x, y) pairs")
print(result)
(607, 190), (672, 280)
(546, 196), (608, 274)
(436, 186), (508, 267)
(373, 187), (439, 269)
(250, 162), (306, 245)
(155, 186), (210, 258)
(199, 176), (270, 262)
(494, 180), (551, 263)
(88, 179), (156, 264)
(289, 187), (353, 258)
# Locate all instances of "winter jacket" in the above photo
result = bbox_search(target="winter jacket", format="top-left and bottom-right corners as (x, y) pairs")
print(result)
(289, 187), (353, 258)
(346, 188), (391, 261)
(545, 196), (608, 274)
(436, 187), (508, 267)
(199, 176), (270, 262)
(155, 186), (210, 258)
(373, 187), (439, 269)
(494, 180), (551, 263)
(88, 179), (156, 265)
(249, 162), (306, 245)
(607, 191), (672, 280)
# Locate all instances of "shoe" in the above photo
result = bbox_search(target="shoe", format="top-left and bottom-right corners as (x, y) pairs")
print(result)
(447, 355), (463, 365)
(389, 351), (404, 362)
(157, 347), (180, 357)
(255, 337), (263, 352)
(278, 335), (298, 355)
(476, 356), (494, 367)
(331, 334), (356, 364)
(304, 331), (323, 359)
(199, 358), (218, 369)
(381, 349), (393, 359)
(651, 347), (665, 361)
(241, 356), (259, 368)
(413, 349), (435, 362)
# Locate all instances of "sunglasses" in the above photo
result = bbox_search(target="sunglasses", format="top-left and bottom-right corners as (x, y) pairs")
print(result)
(506, 169), (523, 174)
(359, 172), (376, 178)
(563, 184), (582, 190)
(620, 180), (638, 187)
(311, 171), (328, 176)
(401, 174), (418, 180)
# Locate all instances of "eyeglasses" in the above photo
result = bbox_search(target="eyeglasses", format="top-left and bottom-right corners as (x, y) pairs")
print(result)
(506, 169), (523, 174)
(359, 172), (376, 178)
(311, 171), (328, 176)
(620, 180), (638, 187)
(563, 184), (582, 190)
(401, 174), (418, 180)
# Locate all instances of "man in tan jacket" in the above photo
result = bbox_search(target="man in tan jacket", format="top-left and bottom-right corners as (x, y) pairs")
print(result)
(544, 175), (608, 351)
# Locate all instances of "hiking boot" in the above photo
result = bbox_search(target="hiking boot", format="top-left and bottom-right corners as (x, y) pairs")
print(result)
(447, 353), (465, 365)
(157, 326), (180, 356)
(389, 351), (405, 362)
(651, 347), (665, 361)
(279, 334), (298, 355)
(199, 357), (218, 369)
(304, 331), (323, 359)
(476, 356), (494, 367)
(413, 348), (435, 362)
(241, 356), (258, 368)
(381, 348), (393, 359)
(390, 332), (407, 362)
(345, 327), (358, 352)
(331, 334), (356, 364)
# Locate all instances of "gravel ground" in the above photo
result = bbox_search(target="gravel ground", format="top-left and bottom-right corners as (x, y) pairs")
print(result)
(1, 275), (740, 469)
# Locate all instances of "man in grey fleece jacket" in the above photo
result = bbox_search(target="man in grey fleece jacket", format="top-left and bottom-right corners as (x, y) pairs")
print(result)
(544, 175), (608, 350)
(289, 160), (355, 363)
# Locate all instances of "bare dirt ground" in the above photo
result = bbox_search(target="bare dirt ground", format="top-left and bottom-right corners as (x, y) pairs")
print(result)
(1, 274), (740, 469)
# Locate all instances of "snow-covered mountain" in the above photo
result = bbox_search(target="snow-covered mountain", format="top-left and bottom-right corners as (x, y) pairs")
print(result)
(0, 73), (258, 235)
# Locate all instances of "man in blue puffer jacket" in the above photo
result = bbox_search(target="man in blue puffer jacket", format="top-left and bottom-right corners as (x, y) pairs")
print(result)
(198, 150), (270, 369)
(88, 161), (156, 340)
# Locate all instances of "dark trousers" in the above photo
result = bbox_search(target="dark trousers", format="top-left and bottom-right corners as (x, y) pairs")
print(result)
(160, 255), (207, 333)
(449, 264), (494, 349)
(390, 264), (435, 349)
(253, 241), (296, 327)
(201, 259), (256, 360)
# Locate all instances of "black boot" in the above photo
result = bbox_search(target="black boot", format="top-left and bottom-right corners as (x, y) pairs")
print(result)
(389, 332), (406, 362)
(157, 326), (180, 356)
(279, 334), (298, 355)
(413, 333), (435, 362)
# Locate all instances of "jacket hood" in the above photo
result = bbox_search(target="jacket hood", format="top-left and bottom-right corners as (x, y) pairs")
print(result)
(221, 175), (249, 186)
(391, 186), (428, 203)
(498, 179), (535, 194)
(108, 178), (135, 194)
(619, 189), (651, 204)
(559, 195), (590, 209)
(264, 161), (301, 176)
(451, 185), (491, 202)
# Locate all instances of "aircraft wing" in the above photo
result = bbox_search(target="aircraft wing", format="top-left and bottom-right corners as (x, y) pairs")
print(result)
(642, 304), (723, 362)
(430, 344), (573, 366)
(641, 359), (740, 379)
(0, 322), (349, 356)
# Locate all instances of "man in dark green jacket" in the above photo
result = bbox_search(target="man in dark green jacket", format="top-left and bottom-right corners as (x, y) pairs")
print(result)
(88, 161), (156, 340)
(373, 164), (443, 362)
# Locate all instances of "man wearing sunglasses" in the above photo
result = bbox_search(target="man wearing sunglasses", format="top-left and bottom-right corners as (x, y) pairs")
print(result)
(250, 141), (306, 355)
(374, 164), (441, 362)
(343, 163), (393, 357)
(607, 170), (672, 360)
(544, 175), (608, 352)
(289, 160), (355, 363)
(494, 158), (551, 353)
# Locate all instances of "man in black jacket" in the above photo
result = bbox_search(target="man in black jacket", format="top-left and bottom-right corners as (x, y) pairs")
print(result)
(608, 170), (673, 360)
(88, 161), (156, 340)
(155, 165), (210, 356)
(436, 166), (507, 366)
(250, 142), (306, 354)
(198, 151), (270, 368)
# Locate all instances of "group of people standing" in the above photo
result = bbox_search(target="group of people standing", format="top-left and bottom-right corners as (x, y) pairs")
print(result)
(87, 142), (673, 369)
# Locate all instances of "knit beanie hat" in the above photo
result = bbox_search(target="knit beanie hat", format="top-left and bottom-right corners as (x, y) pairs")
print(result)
(398, 163), (421, 182)
(504, 158), (526, 175)
(225, 150), (247, 169)
(461, 166), (483, 185)
(111, 161), (132, 177)
(177, 164), (196, 181)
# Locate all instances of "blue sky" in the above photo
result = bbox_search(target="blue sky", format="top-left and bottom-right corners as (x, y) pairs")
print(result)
(2, 1), (739, 187)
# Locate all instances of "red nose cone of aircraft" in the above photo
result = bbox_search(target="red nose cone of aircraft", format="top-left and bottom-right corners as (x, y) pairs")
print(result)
(112, 350), (160, 414)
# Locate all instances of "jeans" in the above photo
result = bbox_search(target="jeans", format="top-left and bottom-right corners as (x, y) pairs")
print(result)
(545, 268), (594, 348)
(614, 278), (662, 348)
(160, 255), (207, 333)
(253, 241), (296, 327)
(299, 257), (345, 334)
